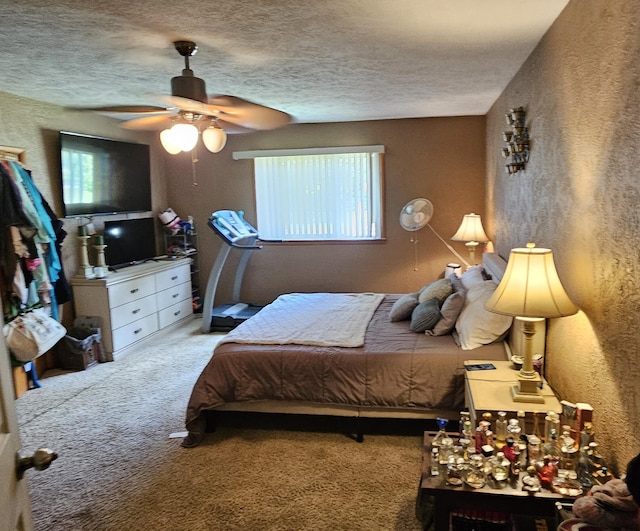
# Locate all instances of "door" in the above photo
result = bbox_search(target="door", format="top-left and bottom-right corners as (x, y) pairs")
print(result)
(0, 319), (34, 530)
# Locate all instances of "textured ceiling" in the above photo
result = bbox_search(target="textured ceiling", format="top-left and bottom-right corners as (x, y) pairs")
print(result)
(0, 0), (568, 124)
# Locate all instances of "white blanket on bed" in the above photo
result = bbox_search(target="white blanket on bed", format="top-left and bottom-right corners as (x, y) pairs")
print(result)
(219, 292), (384, 347)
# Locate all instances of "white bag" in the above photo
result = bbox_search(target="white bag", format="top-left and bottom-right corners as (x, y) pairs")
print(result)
(3, 308), (66, 362)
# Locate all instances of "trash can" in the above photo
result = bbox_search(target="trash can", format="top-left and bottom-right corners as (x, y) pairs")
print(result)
(55, 319), (105, 371)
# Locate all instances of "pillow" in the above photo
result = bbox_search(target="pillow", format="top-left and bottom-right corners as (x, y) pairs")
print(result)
(460, 266), (485, 291)
(409, 297), (441, 333)
(455, 281), (513, 350)
(418, 278), (452, 304)
(449, 273), (466, 297)
(427, 291), (465, 336)
(389, 292), (419, 322)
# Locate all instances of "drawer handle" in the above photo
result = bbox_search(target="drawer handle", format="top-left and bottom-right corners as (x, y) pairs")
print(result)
(130, 288), (139, 294)
(171, 275), (178, 281)
(134, 328), (142, 334)
(172, 293), (179, 298)
(174, 310), (181, 316)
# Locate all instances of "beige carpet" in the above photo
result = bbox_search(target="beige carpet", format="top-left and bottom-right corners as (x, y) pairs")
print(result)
(16, 317), (426, 531)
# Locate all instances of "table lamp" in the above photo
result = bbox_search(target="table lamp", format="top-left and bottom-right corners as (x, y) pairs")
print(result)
(451, 213), (489, 265)
(484, 243), (578, 403)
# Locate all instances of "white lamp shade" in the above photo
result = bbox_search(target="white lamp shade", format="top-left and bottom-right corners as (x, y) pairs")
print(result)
(160, 129), (181, 154)
(170, 123), (199, 152)
(485, 244), (578, 318)
(451, 213), (489, 243)
(202, 126), (227, 153)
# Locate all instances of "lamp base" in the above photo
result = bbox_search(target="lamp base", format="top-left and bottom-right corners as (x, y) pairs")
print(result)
(510, 373), (544, 403)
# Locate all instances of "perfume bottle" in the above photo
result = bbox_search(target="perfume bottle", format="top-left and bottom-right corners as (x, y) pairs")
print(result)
(459, 411), (471, 437)
(465, 454), (487, 489)
(431, 448), (440, 476)
(576, 446), (593, 489)
(490, 451), (510, 482)
(543, 429), (560, 467)
(495, 411), (508, 447)
(544, 411), (560, 444)
(431, 417), (451, 449)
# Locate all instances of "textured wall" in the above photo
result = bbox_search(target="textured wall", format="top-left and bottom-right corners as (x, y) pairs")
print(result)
(163, 117), (487, 305)
(486, 0), (640, 471)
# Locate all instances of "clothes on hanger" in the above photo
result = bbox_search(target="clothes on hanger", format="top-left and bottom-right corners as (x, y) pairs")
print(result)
(0, 158), (71, 321)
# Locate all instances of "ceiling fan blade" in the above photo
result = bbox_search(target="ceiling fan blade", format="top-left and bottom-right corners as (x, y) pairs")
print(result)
(158, 96), (211, 116)
(120, 114), (175, 130)
(207, 95), (291, 130)
(212, 118), (255, 134)
(80, 105), (172, 114)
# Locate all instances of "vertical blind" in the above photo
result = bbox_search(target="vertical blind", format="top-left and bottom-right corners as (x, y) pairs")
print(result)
(253, 151), (383, 241)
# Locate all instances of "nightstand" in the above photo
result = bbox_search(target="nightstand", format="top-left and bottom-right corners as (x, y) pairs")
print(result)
(464, 359), (562, 433)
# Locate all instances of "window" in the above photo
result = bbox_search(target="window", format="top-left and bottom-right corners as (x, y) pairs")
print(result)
(234, 146), (384, 241)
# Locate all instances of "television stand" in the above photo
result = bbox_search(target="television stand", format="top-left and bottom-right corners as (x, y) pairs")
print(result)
(71, 259), (194, 360)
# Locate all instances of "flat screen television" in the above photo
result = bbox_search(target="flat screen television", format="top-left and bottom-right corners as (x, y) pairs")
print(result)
(103, 218), (157, 269)
(58, 132), (151, 217)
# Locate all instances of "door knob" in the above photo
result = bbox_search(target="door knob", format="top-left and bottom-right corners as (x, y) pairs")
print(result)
(16, 447), (58, 479)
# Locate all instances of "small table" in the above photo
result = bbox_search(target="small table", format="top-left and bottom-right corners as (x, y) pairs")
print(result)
(416, 432), (567, 531)
(464, 360), (562, 434)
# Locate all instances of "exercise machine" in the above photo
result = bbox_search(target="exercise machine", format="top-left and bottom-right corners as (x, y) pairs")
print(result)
(201, 210), (263, 333)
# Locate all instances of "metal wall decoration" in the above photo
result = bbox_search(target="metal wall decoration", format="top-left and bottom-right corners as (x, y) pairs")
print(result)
(502, 107), (530, 174)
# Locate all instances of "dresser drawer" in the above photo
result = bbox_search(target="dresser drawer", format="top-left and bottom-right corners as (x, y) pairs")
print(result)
(110, 293), (157, 330)
(112, 314), (158, 352)
(155, 263), (190, 289)
(158, 298), (193, 328)
(109, 275), (156, 307)
(156, 281), (191, 311)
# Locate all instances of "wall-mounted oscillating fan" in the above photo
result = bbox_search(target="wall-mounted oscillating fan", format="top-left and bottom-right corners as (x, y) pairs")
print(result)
(399, 198), (470, 271)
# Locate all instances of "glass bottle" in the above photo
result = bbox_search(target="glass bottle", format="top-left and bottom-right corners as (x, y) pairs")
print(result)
(580, 422), (595, 447)
(495, 411), (508, 448)
(465, 454), (487, 489)
(532, 411), (542, 439)
(490, 451), (510, 482)
(431, 448), (440, 476)
(507, 418), (522, 441)
(482, 411), (493, 432)
(446, 457), (465, 486)
(527, 434), (542, 466)
(517, 410), (527, 434)
(462, 419), (474, 443)
(431, 417), (451, 449)
(459, 411), (471, 438)
(543, 429), (560, 467)
(544, 411), (560, 444)
(439, 437), (455, 465)
(576, 446), (593, 489)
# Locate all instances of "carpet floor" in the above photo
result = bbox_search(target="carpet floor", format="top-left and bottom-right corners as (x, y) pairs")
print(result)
(16, 316), (426, 531)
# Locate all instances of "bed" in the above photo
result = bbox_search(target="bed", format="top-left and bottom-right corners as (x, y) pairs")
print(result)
(183, 253), (514, 447)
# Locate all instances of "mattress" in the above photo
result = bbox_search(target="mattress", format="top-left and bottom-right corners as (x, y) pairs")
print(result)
(183, 293), (508, 447)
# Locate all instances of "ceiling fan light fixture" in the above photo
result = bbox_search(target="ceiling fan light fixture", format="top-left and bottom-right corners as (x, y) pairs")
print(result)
(160, 128), (182, 154)
(202, 125), (227, 153)
(169, 123), (199, 152)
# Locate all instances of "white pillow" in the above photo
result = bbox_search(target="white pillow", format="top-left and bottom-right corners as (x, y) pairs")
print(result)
(455, 281), (513, 350)
(459, 265), (485, 291)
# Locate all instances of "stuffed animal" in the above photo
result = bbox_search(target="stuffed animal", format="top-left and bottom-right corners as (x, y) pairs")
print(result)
(158, 208), (192, 235)
(572, 478), (639, 529)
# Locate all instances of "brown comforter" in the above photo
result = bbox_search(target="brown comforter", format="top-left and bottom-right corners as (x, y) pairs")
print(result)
(183, 294), (507, 446)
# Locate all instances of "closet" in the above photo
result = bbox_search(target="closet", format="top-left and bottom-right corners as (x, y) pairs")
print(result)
(0, 146), (71, 397)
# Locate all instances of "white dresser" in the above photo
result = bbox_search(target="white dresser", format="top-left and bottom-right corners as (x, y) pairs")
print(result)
(71, 259), (193, 359)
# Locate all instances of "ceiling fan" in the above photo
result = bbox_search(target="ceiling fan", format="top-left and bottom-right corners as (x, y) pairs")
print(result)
(84, 40), (292, 153)
(399, 198), (470, 270)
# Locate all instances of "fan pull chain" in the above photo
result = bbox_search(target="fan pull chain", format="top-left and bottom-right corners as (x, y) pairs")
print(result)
(191, 149), (199, 187)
